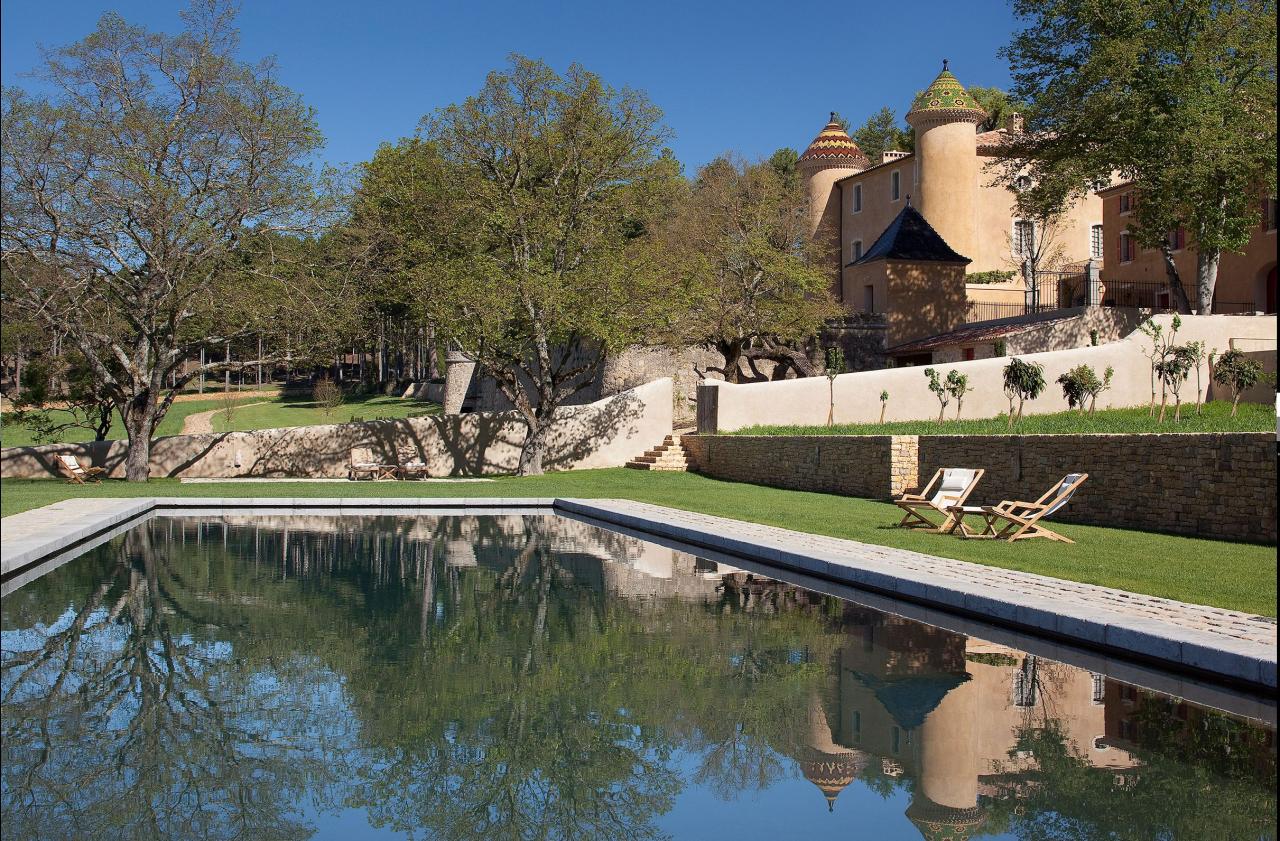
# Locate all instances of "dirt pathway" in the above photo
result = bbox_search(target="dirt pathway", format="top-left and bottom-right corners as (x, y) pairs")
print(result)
(181, 401), (269, 435)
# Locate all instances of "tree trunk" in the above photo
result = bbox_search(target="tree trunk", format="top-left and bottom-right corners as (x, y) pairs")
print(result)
(517, 417), (551, 476)
(121, 394), (157, 481)
(880, 403), (886, 424)
(1231, 392), (1241, 417)
(1196, 250), (1220, 314)
(1159, 245), (1193, 313)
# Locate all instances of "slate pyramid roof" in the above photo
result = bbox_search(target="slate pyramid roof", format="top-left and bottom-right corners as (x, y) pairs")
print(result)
(851, 202), (972, 265)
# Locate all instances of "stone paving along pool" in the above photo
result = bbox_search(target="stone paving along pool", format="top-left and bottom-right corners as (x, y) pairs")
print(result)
(1, 513), (1274, 840)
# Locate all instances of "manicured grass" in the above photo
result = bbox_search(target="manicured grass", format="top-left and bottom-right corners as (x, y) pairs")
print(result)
(734, 400), (1276, 437)
(1, 394), (273, 448)
(210, 394), (440, 432)
(2, 469), (1273, 616)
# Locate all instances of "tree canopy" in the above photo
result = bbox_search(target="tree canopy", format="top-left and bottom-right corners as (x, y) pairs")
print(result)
(0, 1), (342, 479)
(1001, 0), (1277, 313)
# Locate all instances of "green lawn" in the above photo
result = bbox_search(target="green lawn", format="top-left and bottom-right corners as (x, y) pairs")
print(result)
(210, 394), (440, 432)
(0, 394), (275, 448)
(734, 400), (1276, 437)
(2, 469), (1273, 616)
(0, 391), (439, 446)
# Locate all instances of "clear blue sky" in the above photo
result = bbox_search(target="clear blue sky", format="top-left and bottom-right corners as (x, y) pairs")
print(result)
(1, 0), (1019, 174)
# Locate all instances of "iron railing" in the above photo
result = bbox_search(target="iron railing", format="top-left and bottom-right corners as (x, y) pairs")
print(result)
(963, 272), (1258, 323)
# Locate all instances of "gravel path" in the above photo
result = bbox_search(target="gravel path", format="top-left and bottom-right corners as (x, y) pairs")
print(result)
(181, 401), (269, 435)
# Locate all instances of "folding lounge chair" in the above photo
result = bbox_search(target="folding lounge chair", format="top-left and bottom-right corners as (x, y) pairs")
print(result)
(56, 454), (106, 484)
(397, 447), (430, 480)
(894, 467), (985, 534)
(955, 473), (1089, 543)
(348, 447), (396, 480)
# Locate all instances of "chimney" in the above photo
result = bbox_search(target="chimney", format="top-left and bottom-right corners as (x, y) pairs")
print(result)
(881, 150), (910, 164)
(1005, 112), (1025, 134)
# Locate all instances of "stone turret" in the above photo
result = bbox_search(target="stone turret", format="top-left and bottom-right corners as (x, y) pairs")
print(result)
(905, 60), (987, 264)
(798, 114), (870, 295)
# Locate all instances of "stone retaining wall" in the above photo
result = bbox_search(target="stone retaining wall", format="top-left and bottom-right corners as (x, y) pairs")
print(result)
(2, 379), (673, 480)
(680, 435), (919, 499)
(683, 431), (1275, 543)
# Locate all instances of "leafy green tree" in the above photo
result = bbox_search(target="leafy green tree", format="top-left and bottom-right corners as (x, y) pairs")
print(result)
(768, 147), (800, 185)
(923, 368), (950, 423)
(384, 55), (679, 475)
(654, 156), (842, 383)
(0, 2), (337, 479)
(1212, 348), (1273, 416)
(967, 85), (1026, 133)
(945, 370), (971, 419)
(851, 107), (913, 162)
(1001, 0), (1277, 313)
(1056, 363), (1114, 413)
(1002, 357), (1047, 426)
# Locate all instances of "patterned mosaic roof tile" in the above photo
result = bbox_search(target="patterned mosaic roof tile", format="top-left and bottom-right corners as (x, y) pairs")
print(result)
(908, 62), (986, 117)
(799, 115), (870, 165)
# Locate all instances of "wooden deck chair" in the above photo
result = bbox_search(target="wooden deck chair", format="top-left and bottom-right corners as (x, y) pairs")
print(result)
(56, 454), (106, 484)
(396, 446), (430, 480)
(348, 447), (384, 481)
(969, 473), (1089, 543)
(894, 467), (985, 533)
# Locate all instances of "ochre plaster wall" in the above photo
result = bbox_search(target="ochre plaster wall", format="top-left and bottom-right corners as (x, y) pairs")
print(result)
(1100, 186), (1277, 311)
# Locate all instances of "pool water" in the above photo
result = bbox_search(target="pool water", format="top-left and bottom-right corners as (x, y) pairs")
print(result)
(1, 514), (1274, 841)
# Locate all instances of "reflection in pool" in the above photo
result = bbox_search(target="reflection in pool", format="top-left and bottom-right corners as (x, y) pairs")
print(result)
(1, 514), (1274, 840)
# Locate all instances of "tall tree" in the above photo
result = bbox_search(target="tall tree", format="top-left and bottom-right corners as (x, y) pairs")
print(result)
(1001, 0), (1277, 313)
(387, 55), (679, 475)
(0, 1), (336, 479)
(653, 156), (842, 383)
(851, 107), (913, 162)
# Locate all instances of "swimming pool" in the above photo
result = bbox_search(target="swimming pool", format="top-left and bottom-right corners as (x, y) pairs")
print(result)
(2, 513), (1274, 840)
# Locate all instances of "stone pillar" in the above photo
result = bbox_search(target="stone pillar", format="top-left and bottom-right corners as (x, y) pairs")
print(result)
(442, 350), (476, 415)
(1085, 258), (1102, 306)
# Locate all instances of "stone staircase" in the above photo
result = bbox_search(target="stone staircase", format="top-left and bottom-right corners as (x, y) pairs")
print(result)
(625, 431), (694, 472)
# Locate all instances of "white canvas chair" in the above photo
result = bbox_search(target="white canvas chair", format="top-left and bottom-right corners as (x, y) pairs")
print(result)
(952, 473), (1089, 543)
(348, 447), (395, 480)
(894, 467), (985, 534)
(56, 454), (106, 484)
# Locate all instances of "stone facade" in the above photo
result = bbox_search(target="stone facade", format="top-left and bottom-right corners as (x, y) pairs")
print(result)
(682, 431), (1275, 543)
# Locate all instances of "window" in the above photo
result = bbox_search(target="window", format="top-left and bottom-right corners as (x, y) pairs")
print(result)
(962, 347), (975, 361)
(1014, 220), (1035, 256)
(1091, 673), (1106, 704)
(863, 284), (875, 312)
(890, 726), (901, 754)
(891, 170), (901, 201)
(853, 183), (862, 213)
(1015, 174), (1032, 192)
(1119, 232), (1135, 262)
(1119, 192), (1133, 214)
(1166, 227), (1186, 251)
(1093, 736), (1109, 751)
(1090, 224), (1104, 258)
(851, 240), (863, 262)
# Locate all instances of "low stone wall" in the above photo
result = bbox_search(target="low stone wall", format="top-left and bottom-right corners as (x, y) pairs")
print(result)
(2, 379), (673, 480)
(917, 433), (1275, 543)
(680, 435), (918, 499)
(683, 431), (1275, 543)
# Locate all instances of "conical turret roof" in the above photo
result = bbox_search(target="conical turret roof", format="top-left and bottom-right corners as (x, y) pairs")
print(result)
(907, 60), (986, 123)
(799, 113), (870, 168)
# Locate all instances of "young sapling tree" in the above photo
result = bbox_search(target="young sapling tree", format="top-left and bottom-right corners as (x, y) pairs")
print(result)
(945, 370), (970, 420)
(879, 389), (890, 424)
(1001, 357), (1046, 427)
(1212, 349), (1273, 417)
(923, 368), (950, 424)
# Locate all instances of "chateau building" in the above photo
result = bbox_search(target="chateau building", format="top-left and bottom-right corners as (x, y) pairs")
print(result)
(799, 62), (1106, 352)
(1097, 183), (1276, 314)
